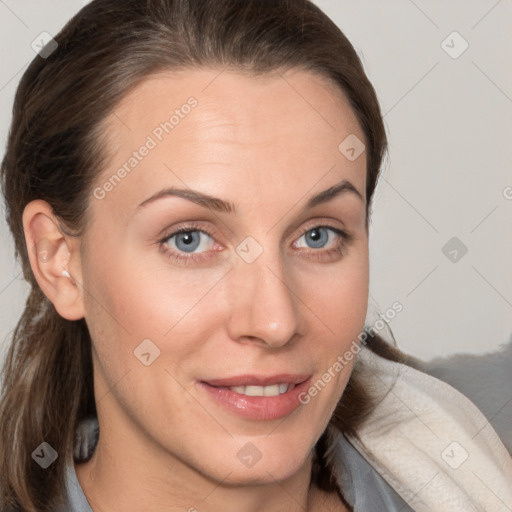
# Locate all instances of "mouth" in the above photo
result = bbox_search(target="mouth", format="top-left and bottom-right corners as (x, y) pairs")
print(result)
(201, 373), (310, 396)
(197, 374), (311, 421)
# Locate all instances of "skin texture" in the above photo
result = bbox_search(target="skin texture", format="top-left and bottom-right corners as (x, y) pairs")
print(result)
(23, 68), (368, 512)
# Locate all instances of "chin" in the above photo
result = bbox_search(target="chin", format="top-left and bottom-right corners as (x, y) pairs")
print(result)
(198, 433), (316, 486)
(216, 458), (309, 487)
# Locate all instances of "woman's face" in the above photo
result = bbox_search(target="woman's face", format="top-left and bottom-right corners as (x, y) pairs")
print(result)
(79, 67), (369, 485)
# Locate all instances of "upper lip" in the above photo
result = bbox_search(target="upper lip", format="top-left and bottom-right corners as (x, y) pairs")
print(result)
(201, 373), (311, 387)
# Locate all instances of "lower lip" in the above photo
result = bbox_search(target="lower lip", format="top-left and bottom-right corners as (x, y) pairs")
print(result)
(198, 380), (311, 421)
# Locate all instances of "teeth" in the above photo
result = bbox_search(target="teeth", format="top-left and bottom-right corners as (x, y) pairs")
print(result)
(246, 385), (265, 397)
(229, 383), (293, 396)
(263, 385), (280, 397)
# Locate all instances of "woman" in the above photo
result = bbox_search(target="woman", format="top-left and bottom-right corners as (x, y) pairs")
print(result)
(0, 1), (510, 511)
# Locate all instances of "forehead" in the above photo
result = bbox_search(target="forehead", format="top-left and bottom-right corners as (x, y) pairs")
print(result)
(92, 67), (367, 219)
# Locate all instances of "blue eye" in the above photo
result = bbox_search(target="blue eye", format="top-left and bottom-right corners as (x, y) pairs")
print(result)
(163, 228), (214, 255)
(297, 226), (333, 249)
(159, 223), (350, 265)
(170, 230), (210, 253)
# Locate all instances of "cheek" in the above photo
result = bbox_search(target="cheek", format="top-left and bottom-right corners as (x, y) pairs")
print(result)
(302, 250), (369, 339)
(302, 249), (369, 398)
(81, 245), (229, 372)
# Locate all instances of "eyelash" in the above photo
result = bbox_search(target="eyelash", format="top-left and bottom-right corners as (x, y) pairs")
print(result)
(157, 221), (352, 265)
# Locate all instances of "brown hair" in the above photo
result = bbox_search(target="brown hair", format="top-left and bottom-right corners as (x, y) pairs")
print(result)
(0, 0), (402, 509)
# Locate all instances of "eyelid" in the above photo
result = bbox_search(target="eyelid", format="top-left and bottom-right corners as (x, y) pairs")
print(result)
(157, 220), (218, 246)
(157, 218), (351, 245)
(156, 218), (352, 264)
(293, 219), (352, 243)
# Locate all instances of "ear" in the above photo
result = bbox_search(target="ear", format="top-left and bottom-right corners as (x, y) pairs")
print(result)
(22, 199), (85, 321)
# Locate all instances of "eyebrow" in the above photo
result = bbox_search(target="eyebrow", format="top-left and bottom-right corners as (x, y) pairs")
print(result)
(135, 178), (364, 214)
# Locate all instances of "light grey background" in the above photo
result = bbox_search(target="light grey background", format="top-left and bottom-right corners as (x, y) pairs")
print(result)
(0, 0), (511, 363)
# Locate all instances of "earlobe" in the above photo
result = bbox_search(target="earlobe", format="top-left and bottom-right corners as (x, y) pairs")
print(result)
(22, 199), (85, 321)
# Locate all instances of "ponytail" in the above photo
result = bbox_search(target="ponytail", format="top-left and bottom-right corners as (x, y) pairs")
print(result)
(0, 287), (94, 511)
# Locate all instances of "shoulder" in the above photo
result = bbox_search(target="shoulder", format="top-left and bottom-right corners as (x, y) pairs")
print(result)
(336, 347), (512, 511)
(60, 456), (94, 512)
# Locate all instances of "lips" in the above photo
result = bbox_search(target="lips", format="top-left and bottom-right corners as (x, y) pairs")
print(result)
(198, 373), (312, 421)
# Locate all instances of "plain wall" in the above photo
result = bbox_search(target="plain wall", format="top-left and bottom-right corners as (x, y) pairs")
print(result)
(0, 0), (511, 363)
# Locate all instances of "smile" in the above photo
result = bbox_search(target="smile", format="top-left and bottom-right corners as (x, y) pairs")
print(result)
(198, 374), (311, 421)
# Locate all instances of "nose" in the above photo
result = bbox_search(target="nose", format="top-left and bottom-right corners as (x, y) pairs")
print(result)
(225, 252), (302, 349)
